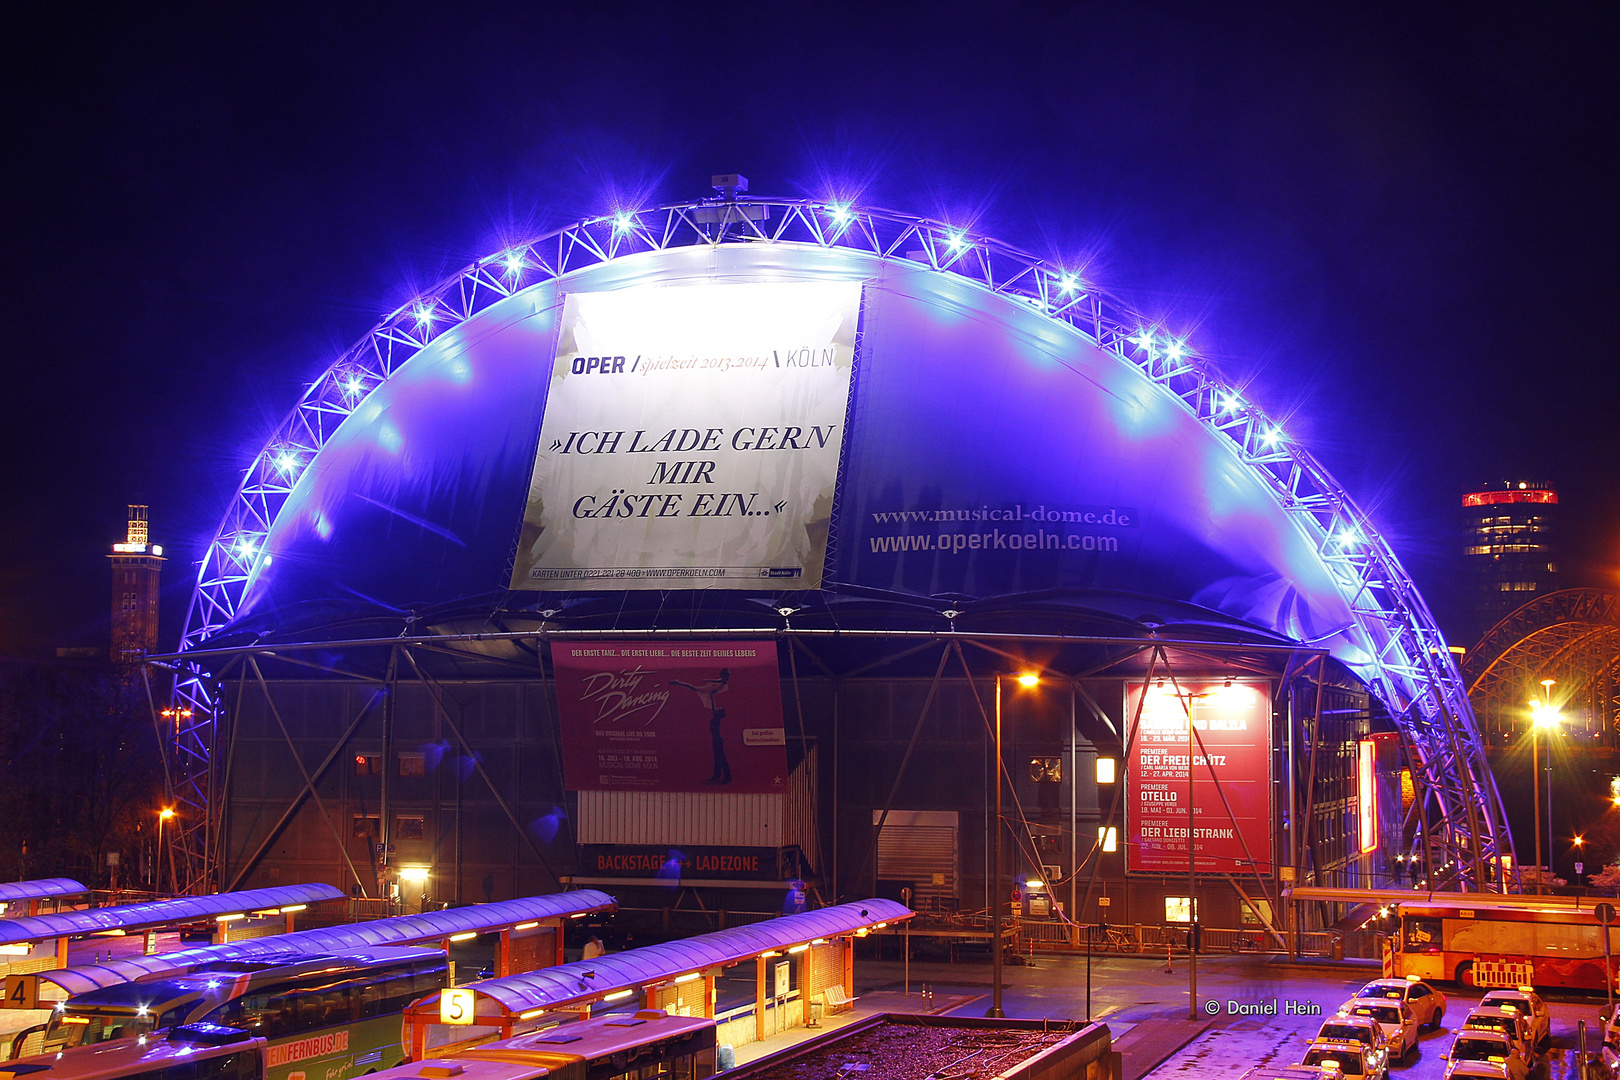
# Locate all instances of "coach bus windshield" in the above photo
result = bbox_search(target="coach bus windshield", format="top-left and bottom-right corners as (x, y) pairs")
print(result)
(44, 981), (202, 1049)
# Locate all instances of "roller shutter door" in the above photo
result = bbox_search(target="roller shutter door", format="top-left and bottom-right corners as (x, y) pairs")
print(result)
(873, 810), (958, 909)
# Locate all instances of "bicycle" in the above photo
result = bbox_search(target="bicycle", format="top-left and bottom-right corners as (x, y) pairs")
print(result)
(1088, 924), (1139, 953)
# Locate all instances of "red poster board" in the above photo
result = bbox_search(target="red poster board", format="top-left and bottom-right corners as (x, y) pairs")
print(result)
(1125, 681), (1273, 874)
(554, 641), (789, 793)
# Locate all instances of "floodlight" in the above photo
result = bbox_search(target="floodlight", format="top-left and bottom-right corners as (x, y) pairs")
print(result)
(399, 865), (430, 884)
(1016, 672), (1040, 687)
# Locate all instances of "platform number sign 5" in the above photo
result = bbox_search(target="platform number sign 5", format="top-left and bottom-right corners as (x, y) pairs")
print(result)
(440, 987), (476, 1025)
(3, 976), (39, 1010)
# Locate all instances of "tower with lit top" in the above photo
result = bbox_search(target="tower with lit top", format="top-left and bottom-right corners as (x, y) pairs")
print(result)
(1460, 480), (1559, 646)
(109, 505), (165, 665)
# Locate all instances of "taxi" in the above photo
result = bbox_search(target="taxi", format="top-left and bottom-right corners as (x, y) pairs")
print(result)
(1354, 975), (1447, 1029)
(1337, 998), (1419, 1062)
(1476, 986), (1550, 1051)
(1312, 1014), (1391, 1072)
(1459, 1006), (1535, 1064)
(1441, 1028), (1530, 1080)
(1300, 1038), (1385, 1079)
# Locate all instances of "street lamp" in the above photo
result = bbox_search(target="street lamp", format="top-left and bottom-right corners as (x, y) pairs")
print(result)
(1529, 694), (1561, 894)
(156, 808), (175, 893)
(988, 671), (1039, 1019)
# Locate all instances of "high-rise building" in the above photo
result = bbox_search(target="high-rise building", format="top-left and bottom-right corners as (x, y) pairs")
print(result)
(109, 505), (164, 664)
(1460, 480), (1559, 645)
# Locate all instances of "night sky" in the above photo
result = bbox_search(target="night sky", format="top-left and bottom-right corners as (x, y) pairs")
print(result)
(4, 3), (1615, 657)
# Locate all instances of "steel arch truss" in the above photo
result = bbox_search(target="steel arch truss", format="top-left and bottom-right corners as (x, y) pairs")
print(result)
(1465, 588), (1620, 743)
(167, 196), (1511, 891)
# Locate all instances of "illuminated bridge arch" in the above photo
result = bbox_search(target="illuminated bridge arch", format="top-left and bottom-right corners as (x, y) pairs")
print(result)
(168, 196), (1510, 891)
(1464, 588), (1620, 744)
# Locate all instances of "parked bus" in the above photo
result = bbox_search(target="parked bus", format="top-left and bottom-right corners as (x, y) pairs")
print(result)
(0, 1024), (264, 1080)
(10, 948), (445, 1080)
(1380, 895), (1618, 991)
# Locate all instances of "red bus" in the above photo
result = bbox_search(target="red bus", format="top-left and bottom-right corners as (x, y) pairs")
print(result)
(1382, 895), (1617, 991)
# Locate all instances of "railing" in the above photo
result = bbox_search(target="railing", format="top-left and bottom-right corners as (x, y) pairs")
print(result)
(1012, 921), (1354, 959)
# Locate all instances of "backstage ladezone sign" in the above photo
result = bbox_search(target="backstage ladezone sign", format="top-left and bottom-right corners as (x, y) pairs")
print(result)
(1125, 681), (1273, 875)
(510, 280), (861, 590)
(554, 640), (789, 793)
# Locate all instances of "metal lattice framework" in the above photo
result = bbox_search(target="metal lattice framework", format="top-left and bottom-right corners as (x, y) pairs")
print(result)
(1464, 588), (1620, 740)
(165, 195), (1512, 892)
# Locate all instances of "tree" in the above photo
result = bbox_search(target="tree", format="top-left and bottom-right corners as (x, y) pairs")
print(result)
(0, 661), (166, 888)
(1589, 864), (1620, 890)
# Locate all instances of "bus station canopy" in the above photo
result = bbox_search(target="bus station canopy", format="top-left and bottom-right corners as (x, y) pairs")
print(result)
(418, 899), (912, 1025)
(0, 879), (87, 905)
(0, 883), (345, 947)
(43, 890), (617, 994)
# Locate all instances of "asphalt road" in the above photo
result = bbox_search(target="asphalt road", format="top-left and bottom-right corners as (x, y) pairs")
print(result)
(854, 952), (1610, 1078)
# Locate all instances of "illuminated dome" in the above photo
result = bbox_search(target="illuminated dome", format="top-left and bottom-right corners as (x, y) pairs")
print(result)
(178, 197), (1508, 888)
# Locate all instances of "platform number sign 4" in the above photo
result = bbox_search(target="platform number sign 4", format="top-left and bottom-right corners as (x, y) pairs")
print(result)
(3, 976), (38, 1010)
(440, 987), (476, 1025)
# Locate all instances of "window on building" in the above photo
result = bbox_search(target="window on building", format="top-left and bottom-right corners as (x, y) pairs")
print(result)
(352, 815), (379, 838)
(1164, 896), (1198, 923)
(398, 753), (426, 777)
(395, 815), (425, 840)
(354, 755), (381, 776)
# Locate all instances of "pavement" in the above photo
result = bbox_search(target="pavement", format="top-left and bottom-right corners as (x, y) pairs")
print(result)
(848, 952), (1611, 1079)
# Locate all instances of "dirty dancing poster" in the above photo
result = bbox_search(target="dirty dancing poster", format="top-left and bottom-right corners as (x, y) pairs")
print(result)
(554, 640), (789, 793)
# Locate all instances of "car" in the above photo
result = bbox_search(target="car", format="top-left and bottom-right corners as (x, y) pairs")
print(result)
(1459, 1006), (1535, 1064)
(1443, 1063), (1513, 1080)
(1337, 998), (1420, 1062)
(1355, 975), (1447, 1029)
(1477, 986), (1550, 1051)
(1313, 1015), (1392, 1072)
(1300, 1039), (1385, 1079)
(1442, 1028), (1530, 1080)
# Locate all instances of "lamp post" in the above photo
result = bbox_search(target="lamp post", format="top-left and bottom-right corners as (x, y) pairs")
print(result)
(1541, 678), (1557, 877)
(156, 807), (174, 893)
(988, 671), (1039, 1019)
(1529, 692), (1561, 894)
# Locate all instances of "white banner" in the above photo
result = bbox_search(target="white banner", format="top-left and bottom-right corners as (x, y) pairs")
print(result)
(511, 280), (861, 590)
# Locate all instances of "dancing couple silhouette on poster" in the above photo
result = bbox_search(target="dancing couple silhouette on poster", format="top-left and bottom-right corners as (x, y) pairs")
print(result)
(669, 668), (732, 785)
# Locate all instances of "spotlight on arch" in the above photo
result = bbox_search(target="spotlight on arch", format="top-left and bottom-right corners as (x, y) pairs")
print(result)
(413, 304), (435, 327)
(827, 203), (853, 225)
(1261, 426), (1284, 448)
(501, 250), (526, 275)
(1058, 273), (1079, 295)
(945, 232), (969, 255)
(1165, 339), (1187, 361)
(1130, 329), (1156, 353)
(273, 451), (298, 475)
(611, 212), (636, 234)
